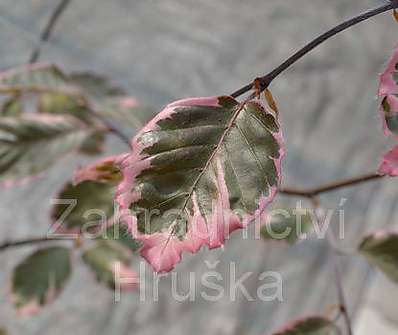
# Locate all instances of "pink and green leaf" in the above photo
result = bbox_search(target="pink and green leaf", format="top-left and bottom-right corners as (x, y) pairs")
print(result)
(82, 240), (139, 291)
(0, 114), (90, 186)
(11, 247), (72, 316)
(74, 154), (128, 185)
(116, 96), (284, 272)
(379, 47), (398, 136)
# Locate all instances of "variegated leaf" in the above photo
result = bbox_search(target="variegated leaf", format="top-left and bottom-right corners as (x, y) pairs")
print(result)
(82, 240), (139, 290)
(74, 154), (128, 185)
(272, 316), (336, 335)
(359, 231), (398, 283)
(0, 64), (77, 95)
(379, 47), (398, 136)
(11, 247), (72, 316)
(51, 180), (116, 233)
(117, 96), (284, 272)
(0, 114), (89, 186)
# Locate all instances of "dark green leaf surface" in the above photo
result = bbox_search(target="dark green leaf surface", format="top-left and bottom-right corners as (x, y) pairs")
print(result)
(82, 240), (136, 290)
(101, 224), (143, 252)
(12, 247), (72, 315)
(51, 180), (116, 231)
(272, 316), (336, 335)
(359, 231), (398, 283)
(261, 208), (313, 244)
(0, 114), (89, 185)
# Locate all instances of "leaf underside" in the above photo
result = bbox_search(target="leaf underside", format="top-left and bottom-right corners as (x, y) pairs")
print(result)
(11, 247), (72, 315)
(117, 96), (283, 272)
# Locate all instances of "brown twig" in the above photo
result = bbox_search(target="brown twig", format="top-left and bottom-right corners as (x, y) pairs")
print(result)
(29, 0), (72, 64)
(0, 236), (68, 251)
(279, 173), (383, 198)
(230, 0), (398, 98)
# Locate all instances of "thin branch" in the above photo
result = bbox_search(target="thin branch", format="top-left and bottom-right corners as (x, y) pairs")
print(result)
(0, 236), (67, 251)
(310, 198), (353, 335)
(279, 172), (383, 198)
(29, 0), (72, 64)
(231, 0), (398, 98)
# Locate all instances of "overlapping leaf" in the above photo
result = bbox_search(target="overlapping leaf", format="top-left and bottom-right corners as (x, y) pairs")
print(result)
(82, 240), (139, 290)
(117, 96), (284, 272)
(11, 247), (72, 315)
(51, 180), (116, 233)
(74, 154), (127, 185)
(272, 316), (337, 335)
(0, 114), (89, 185)
(359, 231), (398, 283)
(261, 208), (313, 245)
(378, 47), (398, 176)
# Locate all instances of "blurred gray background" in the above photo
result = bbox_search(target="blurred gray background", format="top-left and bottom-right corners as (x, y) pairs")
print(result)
(1, 0), (398, 334)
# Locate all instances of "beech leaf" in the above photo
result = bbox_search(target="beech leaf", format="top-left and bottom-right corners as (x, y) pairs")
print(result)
(261, 208), (313, 244)
(82, 240), (139, 290)
(0, 64), (77, 95)
(0, 114), (89, 186)
(359, 231), (398, 283)
(11, 247), (72, 316)
(74, 154), (128, 185)
(272, 316), (336, 335)
(379, 47), (398, 137)
(117, 96), (284, 272)
(101, 223), (143, 252)
(1, 95), (22, 116)
(51, 180), (116, 233)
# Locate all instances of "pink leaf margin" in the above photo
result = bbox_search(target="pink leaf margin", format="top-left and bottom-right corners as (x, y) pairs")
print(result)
(378, 145), (398, 176)
(379, 46), (398, 137)
(116, 96), (284, 273)
(73, 154), (128, 185)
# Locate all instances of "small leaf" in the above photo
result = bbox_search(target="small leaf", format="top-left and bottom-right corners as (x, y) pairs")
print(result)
(378, 145), (398, 176)
(0, 64), (77, 95)
(38, 92), (91, 123)
(101, 223), (143, 252)
(261, 208), (313, 244)
(51, 180), (116, 232)
(74, 154), (128, 185)
(11, 247), (72, 315)
(272, 316), (336, 335)
(0, 114), (89, 186)
(264, 88), (279, 115)
(82, 240), (139, 290)
(1, 95), (23, 116)
(378, 47), (398, 137)
(359, 231), (398, 283)
(117, 96), (284, 272)
(69, 72), (125, 97)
